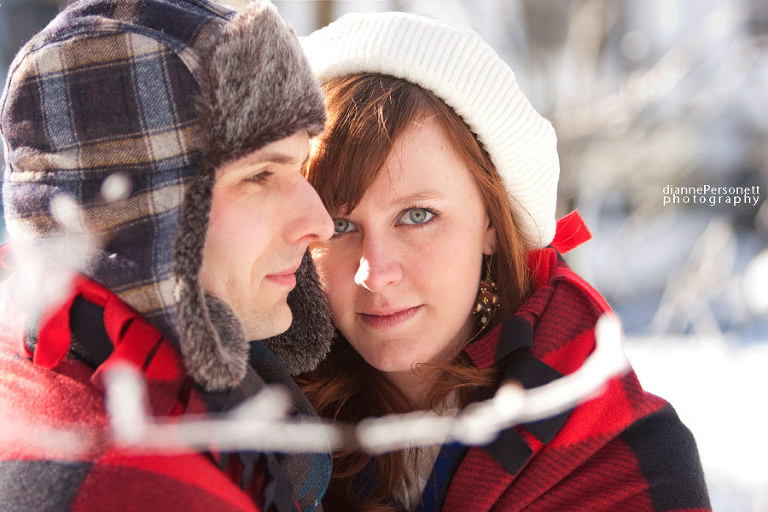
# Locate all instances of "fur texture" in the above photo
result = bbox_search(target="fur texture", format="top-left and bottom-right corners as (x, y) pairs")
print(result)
(262, 250), (334, 375)
(198, 0), (325, 169)
(173, 160), (244, 389)
(174, 0), (329, 389)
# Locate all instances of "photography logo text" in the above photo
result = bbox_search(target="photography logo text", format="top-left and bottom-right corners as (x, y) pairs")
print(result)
(662, 185), (761, 207)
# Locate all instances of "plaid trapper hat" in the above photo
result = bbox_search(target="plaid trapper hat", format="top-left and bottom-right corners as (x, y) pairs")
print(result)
(0, 0), (334, 391)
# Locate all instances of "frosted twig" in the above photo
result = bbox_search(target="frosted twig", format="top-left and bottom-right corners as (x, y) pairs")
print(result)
(103, 363), (345, 454)
(0, 416), (94, 459)
(357, 313), (631, 453)
(5, 172), (132, 321)
(103, 313), (631, 455)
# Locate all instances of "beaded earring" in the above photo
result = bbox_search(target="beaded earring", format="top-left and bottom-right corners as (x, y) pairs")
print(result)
(473, 254), (499, 326)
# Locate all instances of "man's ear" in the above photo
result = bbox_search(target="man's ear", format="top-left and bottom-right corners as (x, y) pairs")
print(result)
(483, 219), (497, 255)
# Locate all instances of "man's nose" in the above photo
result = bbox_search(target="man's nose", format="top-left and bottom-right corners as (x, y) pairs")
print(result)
(286, 178), (334, 245)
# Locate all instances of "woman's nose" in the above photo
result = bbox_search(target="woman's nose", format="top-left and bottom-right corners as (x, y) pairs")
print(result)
(354, 238), (402, 293)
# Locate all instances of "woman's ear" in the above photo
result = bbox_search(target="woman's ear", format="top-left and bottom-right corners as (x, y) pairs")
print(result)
(483, 220), (497, 255)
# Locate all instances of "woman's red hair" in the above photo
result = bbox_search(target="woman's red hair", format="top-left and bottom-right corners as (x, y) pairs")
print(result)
(300, 74), (532, 511)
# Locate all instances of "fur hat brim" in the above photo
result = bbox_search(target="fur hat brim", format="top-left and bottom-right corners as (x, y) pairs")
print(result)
(173, 1), (329, 390)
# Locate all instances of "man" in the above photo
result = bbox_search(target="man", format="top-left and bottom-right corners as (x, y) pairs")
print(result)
(0, 1), (334, 510)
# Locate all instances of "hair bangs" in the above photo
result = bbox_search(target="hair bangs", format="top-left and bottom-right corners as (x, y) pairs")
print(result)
(306, 74), (437, 216)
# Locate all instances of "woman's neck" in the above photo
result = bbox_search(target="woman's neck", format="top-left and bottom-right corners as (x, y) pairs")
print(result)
(384, 368), (438, 410)
(385, 317), (478, 410)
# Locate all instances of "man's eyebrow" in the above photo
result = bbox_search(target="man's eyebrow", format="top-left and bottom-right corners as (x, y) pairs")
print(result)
(239, 150), (309, 167)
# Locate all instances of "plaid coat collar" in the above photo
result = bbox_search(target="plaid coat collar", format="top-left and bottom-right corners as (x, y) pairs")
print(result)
(435, 213), (709, 511)
(459, 242), (599, 486)
(0, 246), (330, 511)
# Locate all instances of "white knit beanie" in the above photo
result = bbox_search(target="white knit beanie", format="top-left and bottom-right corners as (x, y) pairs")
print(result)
(302, 11), (560, 248)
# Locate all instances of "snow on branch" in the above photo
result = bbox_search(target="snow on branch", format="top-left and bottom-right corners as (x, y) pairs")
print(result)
(2, 173), (631, 456)
(0, 313), (629, 458)
(355, 314), (630, 453)
(104, 365), (344, 454)
(4, 173), (132, 320)
(103, 314), (631, 455)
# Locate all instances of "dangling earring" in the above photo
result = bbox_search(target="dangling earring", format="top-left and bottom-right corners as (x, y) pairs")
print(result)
(473, 254), (499, 326)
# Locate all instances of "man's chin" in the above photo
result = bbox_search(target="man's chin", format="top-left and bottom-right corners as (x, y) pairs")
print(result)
(245, 303), (293, 341)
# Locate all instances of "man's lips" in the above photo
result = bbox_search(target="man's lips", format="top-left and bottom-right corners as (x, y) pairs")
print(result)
(265, 263), (301, 287)
(358, 306), (421, 329)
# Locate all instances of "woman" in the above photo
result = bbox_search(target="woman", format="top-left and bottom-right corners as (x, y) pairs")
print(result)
(299, 12), (711, 512)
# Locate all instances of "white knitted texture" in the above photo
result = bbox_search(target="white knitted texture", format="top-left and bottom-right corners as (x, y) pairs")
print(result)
(302, 12), (560, 248)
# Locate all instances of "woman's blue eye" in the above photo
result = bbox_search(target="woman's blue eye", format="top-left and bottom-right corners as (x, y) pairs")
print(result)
(399, 207), (435, 225)
(333, 218), (355, 234)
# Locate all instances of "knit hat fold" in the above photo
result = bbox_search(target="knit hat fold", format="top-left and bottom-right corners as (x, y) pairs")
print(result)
(302, 11), (561, 248)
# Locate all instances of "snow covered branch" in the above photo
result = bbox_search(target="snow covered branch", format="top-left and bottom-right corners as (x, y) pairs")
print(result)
(104, 314), (631, 455)
(3, 172), (632, 456)
(104, 364), (344, 454)
(356, 314), (630, 453)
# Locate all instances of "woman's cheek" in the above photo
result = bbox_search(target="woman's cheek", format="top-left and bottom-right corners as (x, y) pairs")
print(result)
(309, 250), (328, 291)
(314, 253), (352, 316)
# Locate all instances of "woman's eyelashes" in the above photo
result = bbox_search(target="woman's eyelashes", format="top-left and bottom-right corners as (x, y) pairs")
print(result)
(333, 218), (356, 235)
(397, 206), (437, 226)
(332, 206), (439, 237)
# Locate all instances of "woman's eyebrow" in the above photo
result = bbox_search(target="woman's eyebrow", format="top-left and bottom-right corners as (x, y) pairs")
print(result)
(390, 190), (443, 204)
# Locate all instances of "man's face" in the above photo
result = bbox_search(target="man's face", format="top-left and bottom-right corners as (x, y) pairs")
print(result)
(199, 130), (334, 340)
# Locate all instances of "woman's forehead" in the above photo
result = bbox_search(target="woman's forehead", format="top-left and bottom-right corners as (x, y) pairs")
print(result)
(346, 121), (481, 212)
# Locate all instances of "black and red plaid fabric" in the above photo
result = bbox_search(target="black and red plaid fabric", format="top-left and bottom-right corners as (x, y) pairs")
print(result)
(437, 214), (711, 511)
(0, 251), (331, 511)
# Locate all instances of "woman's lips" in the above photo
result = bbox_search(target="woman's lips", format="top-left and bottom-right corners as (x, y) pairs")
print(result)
(359, 306), (421, 329)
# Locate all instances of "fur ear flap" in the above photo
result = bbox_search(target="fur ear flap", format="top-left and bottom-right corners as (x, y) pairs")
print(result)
(173, 278), (250, 390)
(183, 289), (250, 390)
(261, 250), (334, 375)
(173, 0), (328, 390)
(174, 165), (249, 390)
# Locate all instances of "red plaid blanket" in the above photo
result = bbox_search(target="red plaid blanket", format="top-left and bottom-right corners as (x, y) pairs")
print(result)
(442, 213), (711, 511)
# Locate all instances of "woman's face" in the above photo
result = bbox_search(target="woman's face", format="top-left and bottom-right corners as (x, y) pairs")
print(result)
(311, 118), (496, 386)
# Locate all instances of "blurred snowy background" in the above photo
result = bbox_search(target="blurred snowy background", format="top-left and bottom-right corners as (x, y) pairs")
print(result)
(2, 0), (766, 510)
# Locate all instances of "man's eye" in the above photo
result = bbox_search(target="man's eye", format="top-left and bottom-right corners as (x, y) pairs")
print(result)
(398, 207), (435, 225)
(247, 171), (272, 184)
(333, 218), (356, 234)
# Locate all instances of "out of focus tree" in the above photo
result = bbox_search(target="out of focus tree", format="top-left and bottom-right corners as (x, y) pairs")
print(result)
(480, 0), (767, 337)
